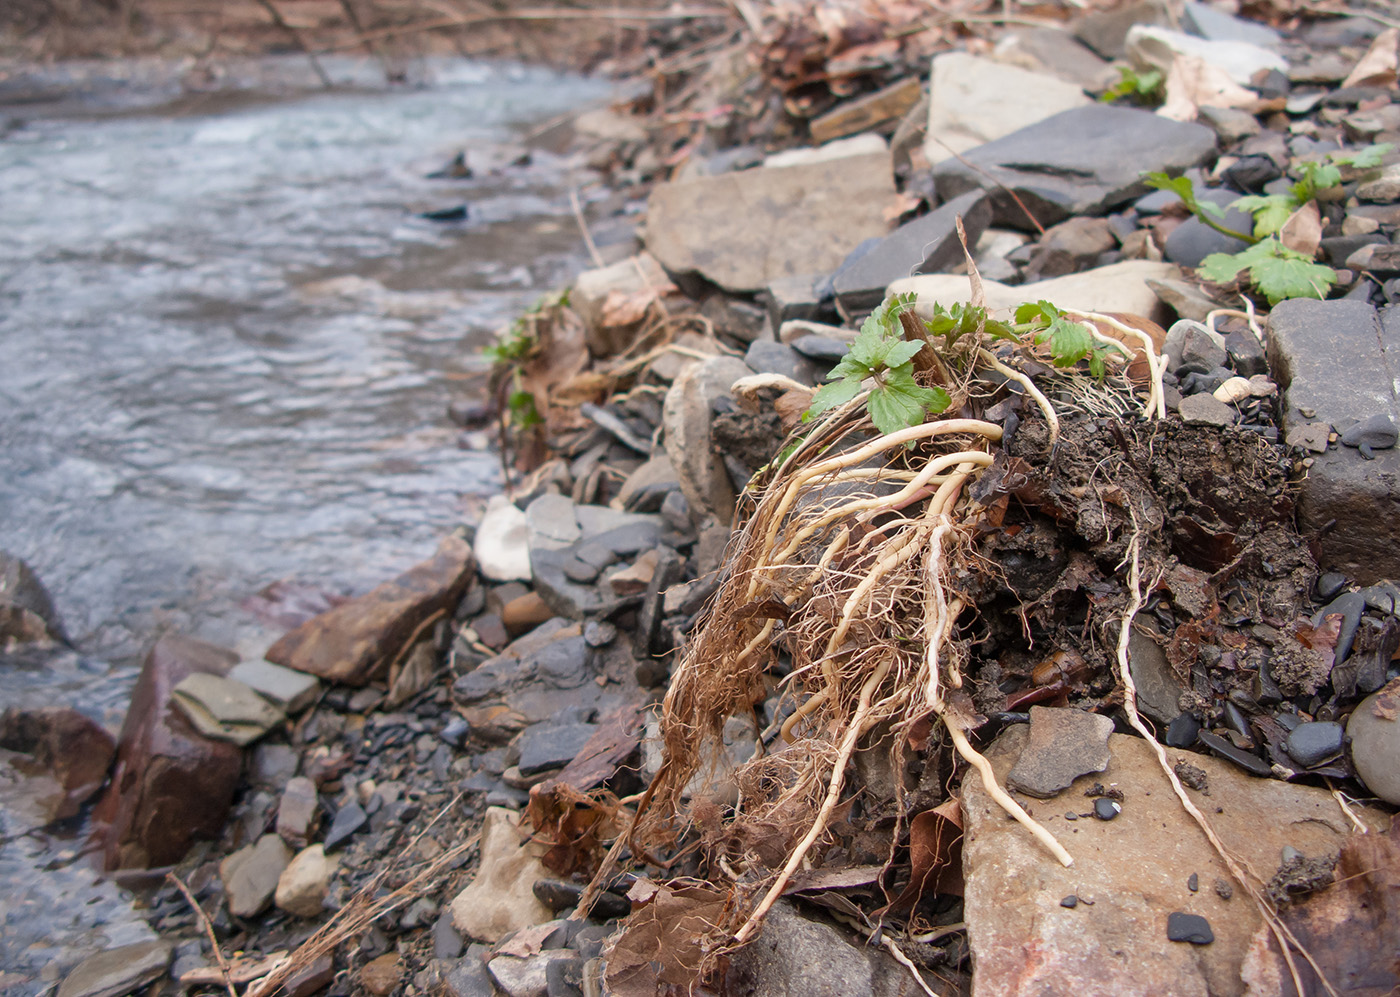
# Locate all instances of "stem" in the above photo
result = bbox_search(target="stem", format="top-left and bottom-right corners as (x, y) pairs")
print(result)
(1198, 212), (1257, 246)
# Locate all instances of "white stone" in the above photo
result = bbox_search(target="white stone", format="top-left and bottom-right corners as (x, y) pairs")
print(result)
(1125, 25), (1287, 86)
(524, 493), (580, 553)
(763, 133), (887, 169)
(662, 356), (754, 527)
(923, 52), (1091, 166)
(1357, 164), (1400, 204)
(474, 496), (532, 583)
(449, 808), (554, 943)
(275, 844), (338, 918)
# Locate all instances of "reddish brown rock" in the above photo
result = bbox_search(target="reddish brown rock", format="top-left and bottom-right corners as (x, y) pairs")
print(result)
(265, 535), (474, 686)
(90, 634), (243, 870)
(0, 706), (116, 816)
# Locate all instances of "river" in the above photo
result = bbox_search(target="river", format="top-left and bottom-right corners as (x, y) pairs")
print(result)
(0, 55), (613, 987)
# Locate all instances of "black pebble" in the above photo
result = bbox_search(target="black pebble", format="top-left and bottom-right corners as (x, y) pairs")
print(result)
(1060, 895), (1079, 908)
(419, 205), (469, 222)
(1167, 911), (1214, 945)
(1093, 798), (1121, 821)
(1188, 873), (1199, 893)
(1165, 713), (1202, 748)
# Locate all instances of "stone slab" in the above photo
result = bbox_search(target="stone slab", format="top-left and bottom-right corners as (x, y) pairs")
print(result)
(810, 77), (923, 145)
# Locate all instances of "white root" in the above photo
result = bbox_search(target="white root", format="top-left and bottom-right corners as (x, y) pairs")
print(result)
(1062, 308), (1166, 420)
(979, 348), (1060, 448)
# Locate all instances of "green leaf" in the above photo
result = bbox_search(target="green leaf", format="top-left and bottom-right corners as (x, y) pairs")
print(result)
(1037, 316), (1095, 367)
(1015, 299), (1061, 326)
(808, 377), (865, 417)
(847, 313), (891, 368)
(826, 353), (873, 382)
(1197, 251), (1252, 285)
(1087, 351), (1107, 381)
(1333, 143), (1393, 169)
(881, 338), (926, 369)
(1231, 194), (1295, 237)
(867, 366), (949, 436)
(1249, 248), (1337, 306)
(983, 317), (1018, 342)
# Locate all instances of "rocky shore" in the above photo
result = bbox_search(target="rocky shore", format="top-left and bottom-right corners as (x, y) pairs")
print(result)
(5, 1), (1400, 996)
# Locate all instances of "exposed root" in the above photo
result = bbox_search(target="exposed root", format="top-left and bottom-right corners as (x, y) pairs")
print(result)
(979, 348), (1059, 448)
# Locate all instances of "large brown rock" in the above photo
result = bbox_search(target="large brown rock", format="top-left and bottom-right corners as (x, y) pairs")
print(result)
(644, 154), (894, 294)
(265, 534), (474, 685)
(0, 706), (116, 818)
(962, 727), (1385, 997)
(91, 634), (243, 870)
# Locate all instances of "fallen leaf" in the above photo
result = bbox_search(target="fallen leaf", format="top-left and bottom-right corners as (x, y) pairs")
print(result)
(605, 883), (729, 997)
(1160, 54), (1262, 121)
(1372, 676), (1400, 720)
(883, 190), (924, 222)
(1342, 27), (1399, 88)
(1279, 201), (1323, 259)
(888, 797), (964, 911)
(495, 922), (559, 958)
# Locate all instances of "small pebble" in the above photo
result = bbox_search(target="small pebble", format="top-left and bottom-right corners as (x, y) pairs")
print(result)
(583, 620), (616, 648)
(1093, 798), (1121, 821)
(1188, 873), (1199, 893)
(1214, 879), (1234, 901)
(1064, 812), (1078, 821)
(1285, 721), (1345, 768)
(1166, 912), (1214, 945)
(1060, 895), (1079, 908)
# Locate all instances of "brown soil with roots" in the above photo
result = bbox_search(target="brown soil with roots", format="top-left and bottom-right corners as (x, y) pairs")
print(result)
(594, 312), (1332, 992)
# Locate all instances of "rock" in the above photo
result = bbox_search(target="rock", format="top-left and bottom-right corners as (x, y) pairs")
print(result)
(744, 341), (821, 386)
(545, 957), (585, 997)
(1126, 25), (1287, 86)
(1181, 2), (1281, 48)
(1164, 190), (1255, 269)
(529, 550), (603, 620)
(57, 942), (173, 997)
(515, 721), (599, 776)
(265, 535), (475, 685)
(1357, 164), (1400, 203)
(1195, 106), (1261, 145)
(489, 954), (575, 997)
(644, 155), (894, 294)
(0, 551), (66, 647)
(830, 190), (992, 312)
(283, 956), (335, 997)
(617, 454), (680, 512)
(1127, 623), (1185, 725)
(1285, 721), (1346, 768)
(662, 356), (753, 526)
(276, 776), (319, 847)
(450, 807), (554, 942)
(762, 274), (829, 329)
(275, 844), (337, 917)
(1073, 0), (1171, 59)
(170, 673), (284, 746)
(1347, 685), (1400, 804)
(924, 52), (1090, 167)
(91, 634), (243, 870)
(1147, 277), (1225, 322)
(1341, 413), (1399, 457)
(228, 659), (320, 714)
(991, 28), (1117, 90)
(1164, 319), (1228, 371)
(452, 624), (607, 738)
(1267, 299), (1400, 583)
(221, 833), (293, 918)
(890, 260), (1181, 326)
(476, 496), (532, 583)
(525, 494), (581, 553)
(933, 106), (1216, 229)
(571, 253), (675, 358)
(810, 77), (923, 145)
(1166, 912), (1215, 944)
(962, 727), (1384, 997)
(1179, 392), (1238, 426)
(1006, 707), (1115, 799)
(323, 800), (367, 851)
(1022, 216), (1118, 282)
(360, 953), (401, 997)
(698, 294), (768, 344)
(444, 956), (494, 997)
(0, 706), (115, 816)
(789, 335), (850, 363)
(724, 900), (908, 996)
(763, 134), (887, 170)
(501, 593), (553, 636)
(434, 914), (466, 960)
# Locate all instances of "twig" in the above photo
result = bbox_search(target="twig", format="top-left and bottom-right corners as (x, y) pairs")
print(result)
(166, 872), (239, 997)
(881, 936), (944, 997)
(569, 187), (605, 270)
(253, 0), (334, 89)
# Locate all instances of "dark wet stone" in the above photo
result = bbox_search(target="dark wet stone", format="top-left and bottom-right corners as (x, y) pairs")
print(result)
(1164, 190), (1254, 268)
(1166, 912), (1214, 944)
(1316, 572), (1348, 601)
(533, 879), (631, 920)
(516, 721), (599, 776)
(421, 205), (468, 222)
(1222, 329), (1267, 377)
(324, 802), (367, 852)
(744, 341), (820, 386)
(440, 715), (470, 747)
(1060, 895), (1079, 908)
(1093, 798), (1121, 821)
(1220, 154), (1282, 192)
(1285, 721), (1345, 768)
(1165, 713), (1202, 748)
(1196, 730), (1271, 776)
(1188, 872), (1199, 892)
(1222, 702), (1253, 743)
(1313, 590), (1365, 663)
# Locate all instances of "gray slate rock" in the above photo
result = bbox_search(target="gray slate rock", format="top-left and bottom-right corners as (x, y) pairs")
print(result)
(933, 105), (1216, 229)
(58, 942), (173, 997)
(790, 335), (850, 363)
(829, 190), (991, 311)
(222, 834), (293, 918)
(324, 802), (367, 852)
(1285, 721), (1345, 768)
(443, 956), (495, 997)
(1128, 624), (1185, 724)
(725, 900), (909, 997)
(744, 341), (821, 386)
(454, 634), (593, 705)
(1179, 392), (1238, 427)
(1181, 1), (1281, 48)
(1163, 189), (1255, 268)
(516, 721), (600, 776)
(1006, 706), (1115, 798)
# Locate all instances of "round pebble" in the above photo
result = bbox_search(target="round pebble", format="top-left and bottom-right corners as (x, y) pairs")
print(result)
(1060, 895), (1079, 909)
(1285, 721), (1345, 768)
(1346, 690), (1400, 805)
(1166, 912), (1214, 945)
(1187, 873), (1199, 893)
(1093, 798), (1122, 821)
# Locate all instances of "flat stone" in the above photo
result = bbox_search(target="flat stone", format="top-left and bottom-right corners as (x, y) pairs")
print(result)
(529, 549), (604, 620)
(609, 549), (660, 597)
(830, 190), (992, 312)
(57, 942), (173, 997)
(275, 844), (337, 918)
(744, 341), (821, 386)
(489, 954), (574, 997)
(276, 776), (319, 847)
(1181, 1), (1281, 47)
(962, 727), (1384, 997)
(1347, 684), (1400, 804)
(1147, 276), (1225, 323)
(1126, 25), (1287, 85)
(1127, 623), (1185, 725)
(924, 51), (1091, 167)
(810, 77), (923, 145)
(525, 494), (580, 554)
(1166, 911), (1215, 944)
(1021, 216), (1118, 283)
(450, 807), (554, 942)
(1267, 298), (1400, 583)
(515, 721), (600, 776)
(723, 900), (908, 996)
(1006, 706), (1114, 798)
(662, 356), (753, 526)
(616, 454), (680, 512)
(434, 914), (466, 960)
(890, 260), (1181, 327)
(789, 335), (850, 363)
(475, 496), (532, 583)
(574, 507), (664, 545)
(221, 833), (293, 918)
(1357, 164), (1400, 204)
(645, 155), (894, 294)
(91, 634), (243, 870)
(360, 953), (401, 997)
(933, 105), (1216, 230)
(763, 274), (828, 327)
(323, 801), (367, 851)
(764, 134), (888, 170)
(171, 673), (285, 746)
(1285, 721), (1346, 768)
(1165, 319), (1228, 372)
(265, 535), (475, 685)
(991, 28), (1117, 90)
(1179, 391), (1238, 427)
(228, 659), (320, 714)
(443, 956), (494, 997)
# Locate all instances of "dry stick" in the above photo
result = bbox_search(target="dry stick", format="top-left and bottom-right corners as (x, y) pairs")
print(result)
(1114, 535), (1340, 997)
(253, 0), (334, 88)
(569, 187), (605, 269)
(881, 936), (944, 997)
(732, 659), (894, 945)
(166, 872), (239, 997)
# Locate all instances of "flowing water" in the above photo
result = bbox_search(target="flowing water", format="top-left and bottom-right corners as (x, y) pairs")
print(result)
(0, 56), (613, 987)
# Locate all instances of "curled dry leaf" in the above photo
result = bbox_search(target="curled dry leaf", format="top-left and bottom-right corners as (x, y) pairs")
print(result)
(605, 883), (729, 997)
(1279, 201), (1323, 259)
(1159, 54), (1263, 122)
(1342, 27), (1399, 89)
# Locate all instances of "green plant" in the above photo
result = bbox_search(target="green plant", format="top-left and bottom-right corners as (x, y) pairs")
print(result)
(1099, 65), (1165, 106)
(807, 292), (951, 435)
(1014, 300), (1123, 380)
(1196, 238), (1337, 306)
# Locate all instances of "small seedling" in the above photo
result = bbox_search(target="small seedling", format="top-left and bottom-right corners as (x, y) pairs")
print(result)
(1015, 300), (1122, 380)
(1197, 238), (1337, 305)
(1099, 66), (1165, 106)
